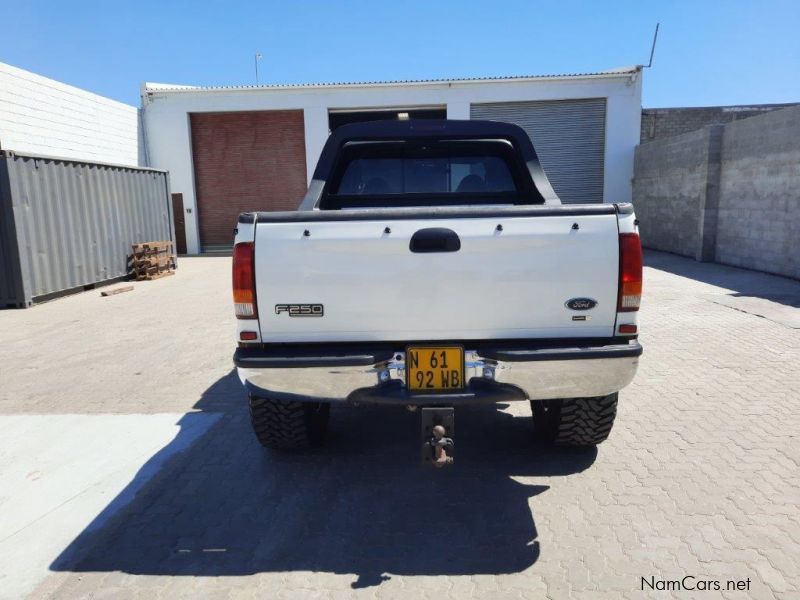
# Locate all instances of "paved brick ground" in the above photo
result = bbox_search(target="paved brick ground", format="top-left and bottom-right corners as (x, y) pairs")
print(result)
(1, 252), (798, 599)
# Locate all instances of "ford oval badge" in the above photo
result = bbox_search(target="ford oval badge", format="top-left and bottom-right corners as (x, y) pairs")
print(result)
(566, 298), (598, 311)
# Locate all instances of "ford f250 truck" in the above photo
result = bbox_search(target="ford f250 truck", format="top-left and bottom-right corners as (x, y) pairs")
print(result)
(232, 120), (642, 462)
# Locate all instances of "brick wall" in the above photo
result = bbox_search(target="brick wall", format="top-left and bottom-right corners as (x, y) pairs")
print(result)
(640, 103), (800, 144)
(190, 110), (307, 249)
(633, 105), (800, 280)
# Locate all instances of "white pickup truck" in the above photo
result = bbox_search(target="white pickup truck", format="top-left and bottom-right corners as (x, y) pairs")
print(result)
(233, 120), (642, 461)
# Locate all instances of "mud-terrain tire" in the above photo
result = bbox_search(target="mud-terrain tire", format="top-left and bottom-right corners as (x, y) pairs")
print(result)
(248, 395), (330, 449)
(531, 393), (618, 447)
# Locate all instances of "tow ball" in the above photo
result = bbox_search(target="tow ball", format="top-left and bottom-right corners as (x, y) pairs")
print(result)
(421, 407), (454, 467)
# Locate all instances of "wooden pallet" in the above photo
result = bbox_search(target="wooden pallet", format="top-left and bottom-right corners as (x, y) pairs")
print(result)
(130, 240), (176, 281)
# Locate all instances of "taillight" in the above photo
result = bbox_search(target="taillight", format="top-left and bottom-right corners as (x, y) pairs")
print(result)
(618, 233), (642, 312)
(233, 242), (257, 319)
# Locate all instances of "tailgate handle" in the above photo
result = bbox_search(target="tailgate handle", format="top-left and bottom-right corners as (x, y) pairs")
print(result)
(409, 228), (461, 253)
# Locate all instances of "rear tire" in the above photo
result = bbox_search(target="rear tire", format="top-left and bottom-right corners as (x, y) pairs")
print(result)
(248, 395), (330, 449)
(531, 393), (618, 447)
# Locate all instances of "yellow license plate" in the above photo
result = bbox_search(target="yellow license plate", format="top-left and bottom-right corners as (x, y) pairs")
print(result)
(406, 346), (465, 392)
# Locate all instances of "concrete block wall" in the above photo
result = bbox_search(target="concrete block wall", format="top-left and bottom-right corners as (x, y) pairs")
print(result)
(715, 105), (800, 279)
(0, 62), (140, 166)
(633, 105), (800, 280)
(640, 103), (800, 144)
(632, 127), (716, 260)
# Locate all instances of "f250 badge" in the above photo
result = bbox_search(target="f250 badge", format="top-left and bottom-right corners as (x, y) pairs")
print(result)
(275, 304), (324, 317)
(565, 298), (597, 311)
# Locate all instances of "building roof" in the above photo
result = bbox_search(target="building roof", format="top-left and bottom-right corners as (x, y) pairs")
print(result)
(143, 66), (641, 94)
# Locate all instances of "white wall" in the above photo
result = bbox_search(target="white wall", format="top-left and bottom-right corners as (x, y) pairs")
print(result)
(143, 69), (642, 253)
(0, 62), (140, 166)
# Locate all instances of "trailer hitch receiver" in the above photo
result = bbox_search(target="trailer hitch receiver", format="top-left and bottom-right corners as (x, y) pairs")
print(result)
(421, 407), (454, 467)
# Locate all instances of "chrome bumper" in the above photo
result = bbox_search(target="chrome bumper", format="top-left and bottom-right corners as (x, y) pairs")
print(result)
(235, 341), (641, 404)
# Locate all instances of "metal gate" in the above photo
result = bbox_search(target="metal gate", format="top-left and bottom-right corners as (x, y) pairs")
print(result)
(471, 98), (607, 204)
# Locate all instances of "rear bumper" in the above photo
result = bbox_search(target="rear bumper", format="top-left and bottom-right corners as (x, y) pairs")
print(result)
(234, 339), (641, 405)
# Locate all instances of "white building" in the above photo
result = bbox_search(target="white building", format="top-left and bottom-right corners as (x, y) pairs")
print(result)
(141, 67), (643, 254)
(0, 62), (643, 256)
(0, 61), (141, 166)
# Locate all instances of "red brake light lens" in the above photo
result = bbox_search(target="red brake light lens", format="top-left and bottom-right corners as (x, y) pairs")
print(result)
(618, 233), (642, 312)
(233, 242), (257, 319)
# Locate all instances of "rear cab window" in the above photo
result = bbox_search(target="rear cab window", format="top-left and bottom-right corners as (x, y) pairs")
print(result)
(320, 138), (539, 209)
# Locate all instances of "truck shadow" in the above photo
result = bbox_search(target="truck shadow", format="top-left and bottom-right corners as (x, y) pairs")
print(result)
(644, 249), (800, 308)
(51, 370), (597, 588)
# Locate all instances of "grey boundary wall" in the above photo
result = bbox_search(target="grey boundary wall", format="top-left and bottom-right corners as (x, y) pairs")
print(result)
(633, 105), (800, 280)
(640, 103), (800, 143)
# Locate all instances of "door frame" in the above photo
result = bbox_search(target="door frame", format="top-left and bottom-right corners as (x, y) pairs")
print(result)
(171, 192), (188, 255)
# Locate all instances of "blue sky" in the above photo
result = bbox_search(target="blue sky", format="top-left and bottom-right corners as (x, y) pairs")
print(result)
(2, 1), (799, 108)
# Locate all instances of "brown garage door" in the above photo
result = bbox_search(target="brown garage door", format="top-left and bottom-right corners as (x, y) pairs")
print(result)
(190, 110), (307, 250)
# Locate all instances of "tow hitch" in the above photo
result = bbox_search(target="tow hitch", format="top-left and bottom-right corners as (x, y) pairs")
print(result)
(421, 407), (454, 467)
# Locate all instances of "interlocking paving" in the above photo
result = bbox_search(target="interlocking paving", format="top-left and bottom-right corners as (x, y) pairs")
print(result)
(1, 252), (797, 599)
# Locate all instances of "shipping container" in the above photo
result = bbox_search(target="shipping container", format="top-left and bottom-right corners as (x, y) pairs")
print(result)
(0, 150), (174, 307)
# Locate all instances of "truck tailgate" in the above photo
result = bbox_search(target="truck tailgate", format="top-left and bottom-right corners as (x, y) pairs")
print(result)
(253, 212), (619, 343)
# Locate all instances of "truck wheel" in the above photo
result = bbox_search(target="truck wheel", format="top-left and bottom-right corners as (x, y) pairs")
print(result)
(248, 395), (330, 449)
(531, 393), (618, 447)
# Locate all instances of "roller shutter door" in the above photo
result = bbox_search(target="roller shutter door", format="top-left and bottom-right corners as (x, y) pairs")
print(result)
(190, 110), (307, 250)
(471, 99), (606, 203)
